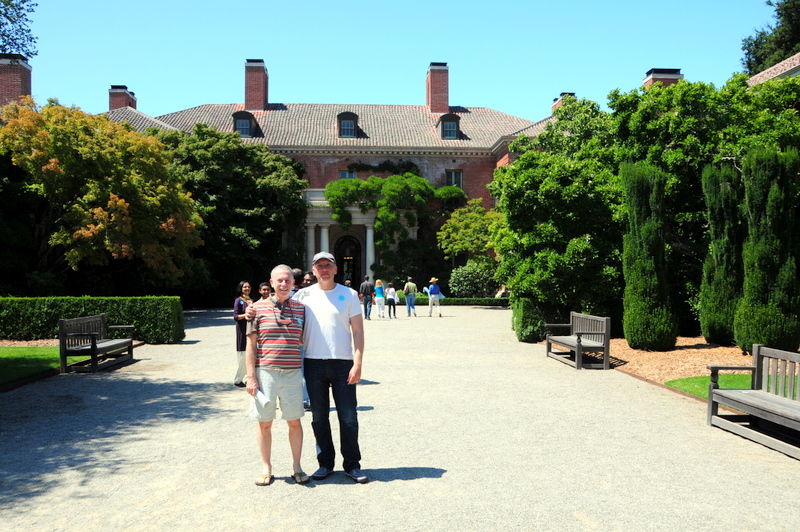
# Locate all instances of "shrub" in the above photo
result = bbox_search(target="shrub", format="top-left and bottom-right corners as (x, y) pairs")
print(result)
(448, 258), (499, 298)
(621, 162), (677, 350)
(511, 296), (549, 343)
(699, 163), (743, 345)
(733, 148), (800, 353)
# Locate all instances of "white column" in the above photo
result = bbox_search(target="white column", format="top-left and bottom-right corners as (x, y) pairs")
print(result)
(365, 224), (375, 278)
(305, 223), (316, 270)
(320, 224), (330, 253)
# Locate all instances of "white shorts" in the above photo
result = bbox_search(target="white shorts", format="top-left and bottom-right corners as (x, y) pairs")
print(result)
(249, 367), (304, 422)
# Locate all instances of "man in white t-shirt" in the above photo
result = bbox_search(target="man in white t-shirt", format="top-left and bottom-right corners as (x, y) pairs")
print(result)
(292, 251), (367, 483)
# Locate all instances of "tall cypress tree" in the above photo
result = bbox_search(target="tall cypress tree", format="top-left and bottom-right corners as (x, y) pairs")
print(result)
(699, 163), (744, 345)
(621, 162), (677, 350)
(734, 148), (800, 353)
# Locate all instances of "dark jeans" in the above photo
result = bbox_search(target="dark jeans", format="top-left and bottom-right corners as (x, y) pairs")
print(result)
(362, 295), (373, 319)
(303, 358), (361, 472)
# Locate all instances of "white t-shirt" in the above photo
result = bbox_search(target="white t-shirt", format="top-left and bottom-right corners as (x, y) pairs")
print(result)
(292, 283), (361, 360)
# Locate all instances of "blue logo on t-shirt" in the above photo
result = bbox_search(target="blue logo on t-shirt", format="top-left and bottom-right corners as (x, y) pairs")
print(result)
(338, 295), (346, 301)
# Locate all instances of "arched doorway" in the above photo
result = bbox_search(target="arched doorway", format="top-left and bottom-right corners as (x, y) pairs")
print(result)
(334, 235), (361, 287)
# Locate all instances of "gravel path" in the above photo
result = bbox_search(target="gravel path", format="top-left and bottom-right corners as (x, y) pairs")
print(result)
(1, 307), (799, 531)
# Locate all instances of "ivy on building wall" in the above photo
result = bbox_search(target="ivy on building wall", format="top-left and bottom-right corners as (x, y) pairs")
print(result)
(346, 159), (420, 176)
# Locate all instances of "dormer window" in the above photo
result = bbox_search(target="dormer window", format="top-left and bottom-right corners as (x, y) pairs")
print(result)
(232, 110), (257, 138)
(338, 111), (358, 138)
(235, 119), (251, 137)
(437, 113), (460, 140)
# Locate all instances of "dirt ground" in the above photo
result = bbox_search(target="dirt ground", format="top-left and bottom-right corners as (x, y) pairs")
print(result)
(2, 335), (752, 384)
(606, 336), (750, 383)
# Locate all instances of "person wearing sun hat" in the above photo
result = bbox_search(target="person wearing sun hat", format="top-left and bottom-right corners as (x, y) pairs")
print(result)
(291, 251), (368, 484)
(426, 277), (442, 317)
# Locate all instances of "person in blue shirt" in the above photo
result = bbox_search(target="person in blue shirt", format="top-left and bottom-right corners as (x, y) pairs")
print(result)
(426, 277), (442, 317)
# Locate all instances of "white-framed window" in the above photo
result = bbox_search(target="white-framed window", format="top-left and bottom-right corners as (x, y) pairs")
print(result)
(339, 170), (356, 179)
(445, 170), (463, 189)
(438, 113), (460, 140)
(235, 118), (251, 137)
(338, 112), (358, 138)
(340, 119), (355, 138)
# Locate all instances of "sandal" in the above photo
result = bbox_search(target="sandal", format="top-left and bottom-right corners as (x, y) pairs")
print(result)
(292, 471), (310, 484)
(255, 474), (274, 486)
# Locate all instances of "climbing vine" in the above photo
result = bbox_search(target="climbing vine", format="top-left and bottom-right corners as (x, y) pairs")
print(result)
(346, 159), (420, 176)
(324, 173), (466, 250)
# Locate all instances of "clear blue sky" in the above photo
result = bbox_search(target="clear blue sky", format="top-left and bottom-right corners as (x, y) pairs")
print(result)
(29, 0), (775, 122)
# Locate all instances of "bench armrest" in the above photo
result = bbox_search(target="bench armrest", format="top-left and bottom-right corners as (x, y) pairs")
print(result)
(544, 323), (570, 332)
(573, 330), (607, 336)
(707, 365), (755, 389)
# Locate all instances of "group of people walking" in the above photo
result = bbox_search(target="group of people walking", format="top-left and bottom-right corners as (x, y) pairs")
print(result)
(357, 276), (443, 319)
(232, 253), (367, 486)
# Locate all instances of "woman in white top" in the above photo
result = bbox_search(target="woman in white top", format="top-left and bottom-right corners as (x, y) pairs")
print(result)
(385, 282), (397, 319)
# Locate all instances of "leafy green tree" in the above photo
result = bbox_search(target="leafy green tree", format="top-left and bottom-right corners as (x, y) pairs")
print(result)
(325, 172), (462, 284)
(156, 124), (307, 303)
(621, 162), (677, 351)
(0, 98), (203, 293)
(437, 198), (503, 261)
(699, 163), (744, 345)
(489, 97), (622, 340)
(742, 0), (800, 75)
(0, 0), (37, 58)
(734, 148), (800, 352)
(610, 79), (734, 334)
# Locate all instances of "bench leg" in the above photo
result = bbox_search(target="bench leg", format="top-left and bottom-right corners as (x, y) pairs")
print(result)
(575, 343), (583, 370)
(91, 347), (98, 373)
(707, 389), (718, 426)
(545, 337), (551, 358)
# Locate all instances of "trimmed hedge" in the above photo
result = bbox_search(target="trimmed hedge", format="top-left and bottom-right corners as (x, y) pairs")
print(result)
(510, 296), (547, 343)
(0, 296), (185, 344)
(398, 295), (508, 307)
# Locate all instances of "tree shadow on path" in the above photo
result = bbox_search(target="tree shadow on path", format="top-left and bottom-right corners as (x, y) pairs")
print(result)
(0, 373), (232, 505)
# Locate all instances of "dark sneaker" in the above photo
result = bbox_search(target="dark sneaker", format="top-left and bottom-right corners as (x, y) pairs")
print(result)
(303, 401), (311, 412)
(312, 467), (333, 480)
(346, 468), (368, 484)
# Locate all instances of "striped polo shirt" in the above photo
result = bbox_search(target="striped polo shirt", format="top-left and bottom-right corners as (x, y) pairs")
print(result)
(246, 296), (305, 369)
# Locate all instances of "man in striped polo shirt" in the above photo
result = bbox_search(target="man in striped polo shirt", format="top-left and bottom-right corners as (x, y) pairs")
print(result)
(245, 264), (310, 486)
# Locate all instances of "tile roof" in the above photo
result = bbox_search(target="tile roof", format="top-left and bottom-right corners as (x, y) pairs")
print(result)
(748, 51), (800, 85)
(105, 107), (178, 132)
(153, 103), (548, 152)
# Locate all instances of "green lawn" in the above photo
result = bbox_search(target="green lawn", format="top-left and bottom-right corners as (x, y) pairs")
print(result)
(665, 374), (753, 401)
(0, 346), (61, 387)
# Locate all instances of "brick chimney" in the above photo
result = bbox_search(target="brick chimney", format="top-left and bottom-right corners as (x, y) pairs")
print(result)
(551, 92), (576, 114)
(643, 68), (683, 89)
(0, 53), (32, 107)
(109, 85), (137, 110)
(426, 62), (449, 114)
(245, 59), (268, 111)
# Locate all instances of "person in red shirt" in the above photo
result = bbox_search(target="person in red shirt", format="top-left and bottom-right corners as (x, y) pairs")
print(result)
(245, 264), (310, 486)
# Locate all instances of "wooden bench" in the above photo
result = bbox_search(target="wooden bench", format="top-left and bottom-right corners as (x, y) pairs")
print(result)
(707, 344), (800, 459)
(545, 311), (611, 370)
(59, 314), (135, 373)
